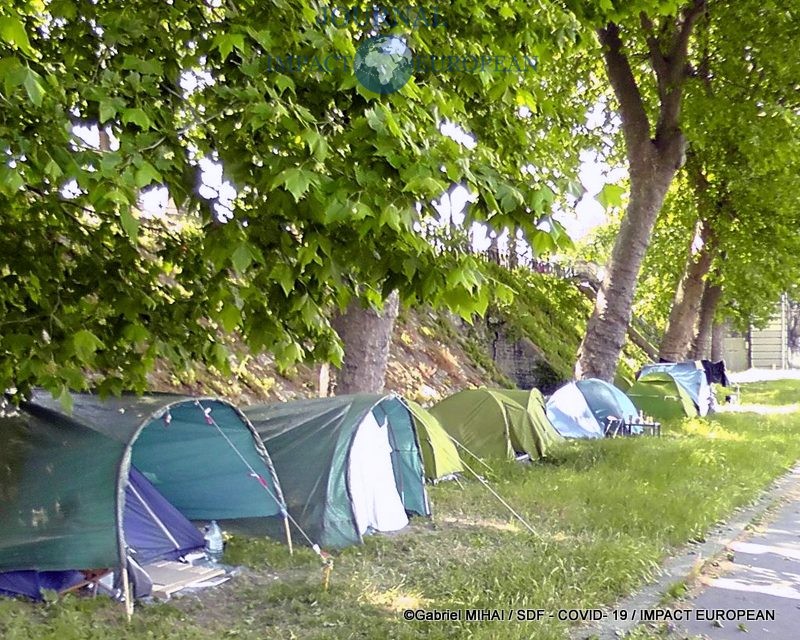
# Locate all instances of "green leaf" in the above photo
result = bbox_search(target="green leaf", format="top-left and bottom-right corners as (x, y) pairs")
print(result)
(22, 68), (44, 106)
(231, 244), (253, 272)
(99, 99), (118, 123)
(122, 323), (150, 343)
(302, 129), (328, 162)
(270, 263), (295, 296)
(499, 5), (515, 19)
(0, 166), (24, 196)
(531, 230), (557, 256)
(277, 341), (303, 367)
(134, 161), (161, 187)
(57, 386), (74, 412)
(120, 209), (139, 240)
(496, 183), (524, 213)
(272, 167), (317, 202)
(0, 17), (35, 57)
(72, 329), (105, 363)
(211, 342), (229, 370)
(597, 183), (626, 210)
(494, 282), (516, 304)
(121, 108), (152, 129)
(213, 33), (246, 61)
(218, 305), (241, 332)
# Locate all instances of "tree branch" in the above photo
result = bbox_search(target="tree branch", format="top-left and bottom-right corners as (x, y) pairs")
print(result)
(597, 22), (651, 155)
(656, 0), (708, 136)
(640, 13), (669, 85)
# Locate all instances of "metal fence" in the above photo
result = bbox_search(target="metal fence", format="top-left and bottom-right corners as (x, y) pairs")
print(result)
(416, 222), (576, 280)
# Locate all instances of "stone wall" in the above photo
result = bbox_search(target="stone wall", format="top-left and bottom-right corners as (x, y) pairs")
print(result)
(489, 324), (565, 394)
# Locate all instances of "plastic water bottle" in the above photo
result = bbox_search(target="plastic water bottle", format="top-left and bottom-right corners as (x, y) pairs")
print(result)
(204, 520), (224, 564)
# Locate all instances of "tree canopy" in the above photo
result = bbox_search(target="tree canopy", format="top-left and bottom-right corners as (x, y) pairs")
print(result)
(1, 0), (592, 399)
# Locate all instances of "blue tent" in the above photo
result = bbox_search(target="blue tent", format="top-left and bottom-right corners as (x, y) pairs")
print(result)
(0, 467), (204, 600)
(639, 362), (712, 416)
(546, 379), (639, 439)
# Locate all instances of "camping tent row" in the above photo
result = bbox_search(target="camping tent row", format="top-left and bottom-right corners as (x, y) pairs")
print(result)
(0, 390), (462, 600)
(428, 380), (643, 444)
(544, 363), (722, 433)
(0, 382), (624, 601)
(0, 368), (718, 601)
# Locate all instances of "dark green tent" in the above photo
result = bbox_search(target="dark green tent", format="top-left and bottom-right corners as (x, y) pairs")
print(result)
(404, 399), (463, 481)
(429, 388), (562, 461)
(0, 391), (287, 592)
(628, 372), (697, 420)
(245, 394), (430, 549)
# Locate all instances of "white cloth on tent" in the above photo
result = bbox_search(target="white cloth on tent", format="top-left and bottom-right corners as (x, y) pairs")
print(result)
(347, 411), (409, 536)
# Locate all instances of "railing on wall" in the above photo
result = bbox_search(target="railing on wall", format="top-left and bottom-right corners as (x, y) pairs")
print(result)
(416, 222), (577, 280)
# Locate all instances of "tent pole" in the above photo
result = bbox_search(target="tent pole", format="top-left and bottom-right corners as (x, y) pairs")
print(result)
(449, 438), (494, 474)
(459, 458), (539, 537)
(284, 515), (294, 555)
(121, 565), (134, 620)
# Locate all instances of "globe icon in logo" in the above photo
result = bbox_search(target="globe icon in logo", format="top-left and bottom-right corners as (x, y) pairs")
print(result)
(354, 35), (413, 95)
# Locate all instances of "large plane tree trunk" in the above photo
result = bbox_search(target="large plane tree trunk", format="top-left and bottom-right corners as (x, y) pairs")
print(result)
(659, 221), (715, 361)
(691, 282), (722, 359)
(577, 160), (677, 380)
(331, 290), (399, 394)
(577, 4), (706, 381)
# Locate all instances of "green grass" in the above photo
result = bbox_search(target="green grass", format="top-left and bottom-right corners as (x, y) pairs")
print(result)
(3, 382), (800, 640)
(738, 378), (800, 406)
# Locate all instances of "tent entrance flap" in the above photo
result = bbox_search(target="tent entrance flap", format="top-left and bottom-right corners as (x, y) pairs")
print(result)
(131, 401), (284, 521)
(124, 467), (205, 566)
(348, 411), (409, 535)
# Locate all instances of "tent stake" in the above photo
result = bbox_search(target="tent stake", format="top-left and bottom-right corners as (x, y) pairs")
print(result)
(284, 515), (294, 555)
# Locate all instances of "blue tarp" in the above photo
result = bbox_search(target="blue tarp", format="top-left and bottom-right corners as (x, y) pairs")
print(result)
(0, 570), (85, 600)
(0, 467), (203, 600)
(640, 362), (712, 416)
(124, 467), (205, 566)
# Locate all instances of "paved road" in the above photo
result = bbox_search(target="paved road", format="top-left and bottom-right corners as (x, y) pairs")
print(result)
(675, 489), (800, 639)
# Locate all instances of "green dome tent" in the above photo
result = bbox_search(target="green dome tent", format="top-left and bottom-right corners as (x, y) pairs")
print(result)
(245, 394), (430, 549)
(404, 399), (463, 481)
(628, 372), (697, 420)
(429, 388), (562, 461)
(0, 391), (287, 600)
(493, 388), (563, 452)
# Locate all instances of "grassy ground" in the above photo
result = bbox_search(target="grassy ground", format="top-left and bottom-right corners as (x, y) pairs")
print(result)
(3, 381), (800, 640)
(737, 378), (800, 406)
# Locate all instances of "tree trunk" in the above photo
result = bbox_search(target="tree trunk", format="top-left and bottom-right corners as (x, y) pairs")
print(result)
(710, 320), (725, 362)
(576, 153), (680, 380)
(659, 221), (715, 361)
(331, 290), (399, 394)
(575, 5), (705, 381)
(691, 282), (722, 359)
